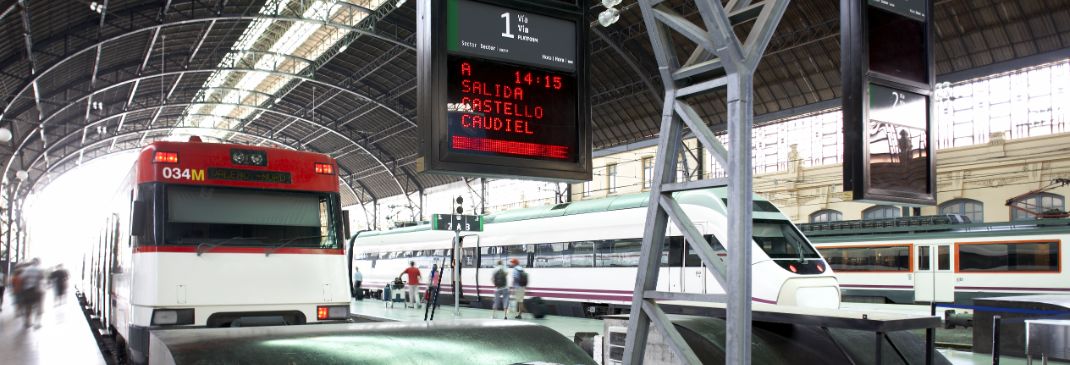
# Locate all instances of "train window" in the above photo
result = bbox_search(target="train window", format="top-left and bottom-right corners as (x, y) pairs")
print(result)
(596, 239), (642, 267)
(663, 236), (685, 267)
(533, 243), (569, 268)
(479, 247), (500, 268)
(721, 198), (781, 212)
(570, 242), (596, 267)
(752, 220), (821, 259)
(918, 246), (931, 271)
(462, 248), (477, 268)
(938, 246), (950, 270)
(164, 185), (341, 249)
(505, 245), (530, 267)
(819, 246), (911, 271)
(958, 241), (1059, 272)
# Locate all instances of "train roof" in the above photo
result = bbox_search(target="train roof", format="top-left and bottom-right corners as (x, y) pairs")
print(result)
(355, 187), (784, 239)
(804, 218), (1070, 243)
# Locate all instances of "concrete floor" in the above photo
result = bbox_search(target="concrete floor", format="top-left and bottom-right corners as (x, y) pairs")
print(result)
(349, 297), (606, 338)
(0, 290), (106, 365)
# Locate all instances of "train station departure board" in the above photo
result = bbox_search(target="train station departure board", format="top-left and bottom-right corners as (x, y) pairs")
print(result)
(417, 0), (590, 181)
(841, 0), (936, 205)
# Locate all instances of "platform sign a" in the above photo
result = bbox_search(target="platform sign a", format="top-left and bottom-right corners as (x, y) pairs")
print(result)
(431, 214), (484, 232)
(841, 0), (936, 205)
(416, 0), (591, 182)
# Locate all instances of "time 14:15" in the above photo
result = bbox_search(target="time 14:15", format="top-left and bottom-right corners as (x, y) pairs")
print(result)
(515, 71), (563, 90)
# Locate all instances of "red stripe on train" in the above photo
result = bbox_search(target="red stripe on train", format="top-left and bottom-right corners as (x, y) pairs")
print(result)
(133, 246), (344, 255)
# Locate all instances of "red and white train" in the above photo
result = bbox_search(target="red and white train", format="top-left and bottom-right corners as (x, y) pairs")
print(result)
(804, 216), (1070, 304)
(82, 138), (351, 364)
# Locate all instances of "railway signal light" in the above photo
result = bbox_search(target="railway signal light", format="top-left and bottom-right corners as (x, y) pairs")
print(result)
(455, 196), (464, 214)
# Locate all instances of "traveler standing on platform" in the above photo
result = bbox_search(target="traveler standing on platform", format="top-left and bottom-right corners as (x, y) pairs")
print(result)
(491, 260), (510, 319)
(425, 264), (440, 304)
(17, 258), (45, 329)
(509, 258), (528, 319)
(0, 268), (6, 312)
(352, 267), (363, 301)
(399, 261), (422, 308)
(49, 264), (70, 305)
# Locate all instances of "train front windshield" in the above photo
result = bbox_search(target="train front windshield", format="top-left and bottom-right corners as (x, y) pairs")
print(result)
(161, 185), (341, 249)
(752, 219), (821, 260)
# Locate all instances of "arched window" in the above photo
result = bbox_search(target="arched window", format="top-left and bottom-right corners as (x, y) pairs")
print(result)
(1011, 192), (1065, 221)
(809, 209), (843, 223)
(863, 205), (901, 220)
(939, 199), (984, 223)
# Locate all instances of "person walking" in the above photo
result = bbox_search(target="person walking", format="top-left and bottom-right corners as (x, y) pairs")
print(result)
(0, 268), (6, 312)
(509, 258), (528, 319)
(399, 261), (422, 309)
(352, 267), (363, 301)
(49, 264), (70, 305)
(491, 260), (510, 319)
(18, 258), (45, 329)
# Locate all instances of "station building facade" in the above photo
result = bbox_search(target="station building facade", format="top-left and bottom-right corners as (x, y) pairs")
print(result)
(573, 58), (1070, 224)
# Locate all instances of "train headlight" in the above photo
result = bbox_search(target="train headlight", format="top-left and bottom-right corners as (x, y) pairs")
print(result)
(230, 149), (268, 166)
(151, 308), (195, 326)
(316, 305), (349, 320)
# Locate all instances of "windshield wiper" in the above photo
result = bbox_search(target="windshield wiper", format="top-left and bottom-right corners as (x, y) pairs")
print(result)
(195, 236), (266, 256)
(265, 235), (327, 256)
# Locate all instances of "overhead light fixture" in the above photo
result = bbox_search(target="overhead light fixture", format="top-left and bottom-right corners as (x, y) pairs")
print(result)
(602, 0), (622, 7)
(598, 7), (620, 27)
(396, 0), (407, 8)
(338, 44), (348, 53)
(0, 127), (11, 143)
(16, 170), (28, 181)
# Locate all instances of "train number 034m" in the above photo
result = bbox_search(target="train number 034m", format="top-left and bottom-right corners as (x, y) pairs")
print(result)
(161, 167), (205, 181)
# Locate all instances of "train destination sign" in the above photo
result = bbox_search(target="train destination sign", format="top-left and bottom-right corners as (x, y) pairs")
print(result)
(417, 0), (590, 181)
(842, 0), (936, 205)
(867, 0), (926, 21)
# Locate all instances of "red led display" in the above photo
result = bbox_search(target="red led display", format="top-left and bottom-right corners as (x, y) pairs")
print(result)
(447, 55), (577, 161)
(451, 136), (569, 159)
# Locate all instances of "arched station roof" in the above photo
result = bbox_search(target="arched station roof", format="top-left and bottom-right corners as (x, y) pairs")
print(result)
(0, 0), (1067, 206)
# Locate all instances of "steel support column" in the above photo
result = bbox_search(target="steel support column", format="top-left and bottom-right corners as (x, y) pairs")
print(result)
(623, 1), (788, 364)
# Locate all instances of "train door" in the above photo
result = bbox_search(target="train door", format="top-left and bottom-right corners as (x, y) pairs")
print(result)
(914, 243), (954, 303)
(668, 224), (707, 294)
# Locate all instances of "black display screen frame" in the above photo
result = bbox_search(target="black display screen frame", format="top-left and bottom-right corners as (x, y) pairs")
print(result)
(841, 0), (936, 205)
(417, 0), (591, 182)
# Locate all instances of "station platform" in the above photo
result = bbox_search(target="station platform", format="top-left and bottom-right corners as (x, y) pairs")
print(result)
(0, 291), (106, 365)
(349, 297), (605, 338)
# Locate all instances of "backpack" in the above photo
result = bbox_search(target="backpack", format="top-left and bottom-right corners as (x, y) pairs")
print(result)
(517, 270), (529, 287)
(493, 269), (507, 288)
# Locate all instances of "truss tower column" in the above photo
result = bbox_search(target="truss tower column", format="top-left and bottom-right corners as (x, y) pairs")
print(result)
(623, 0), (789, 364)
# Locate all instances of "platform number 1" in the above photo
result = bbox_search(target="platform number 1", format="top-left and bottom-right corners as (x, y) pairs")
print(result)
(501, 12), (514, 39)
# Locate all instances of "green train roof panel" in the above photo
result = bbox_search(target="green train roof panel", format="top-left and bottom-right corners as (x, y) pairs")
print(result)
(355, 188), (774, 238)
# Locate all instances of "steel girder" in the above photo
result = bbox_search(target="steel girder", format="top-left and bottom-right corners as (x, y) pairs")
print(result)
(1, 19), (413, 127)
(17, 97), (412, 199)
(623, 1), (790, 364)
(2, 63), (418, 198)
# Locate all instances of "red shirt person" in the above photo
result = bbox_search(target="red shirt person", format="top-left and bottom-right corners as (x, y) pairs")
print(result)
(399, 261), (422, 308)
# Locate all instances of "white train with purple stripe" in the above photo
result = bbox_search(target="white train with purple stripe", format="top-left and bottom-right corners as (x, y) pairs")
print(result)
(349, 188), (840, 316)
(803, 216), (1070, 304)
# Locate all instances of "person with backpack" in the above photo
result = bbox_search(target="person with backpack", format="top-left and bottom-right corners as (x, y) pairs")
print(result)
(491, 260), (510, 319)
(18, 258), (45, 329)
(509, 258), (528, 319)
